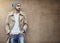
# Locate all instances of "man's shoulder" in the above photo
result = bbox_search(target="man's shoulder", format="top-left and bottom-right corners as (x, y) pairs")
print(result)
(20, 11), (25, 17)
(19, 14), (24, 16)
(8, 11), (14, 16)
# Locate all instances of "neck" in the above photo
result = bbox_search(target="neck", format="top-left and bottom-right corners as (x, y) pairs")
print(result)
(14, 9), (20, 14)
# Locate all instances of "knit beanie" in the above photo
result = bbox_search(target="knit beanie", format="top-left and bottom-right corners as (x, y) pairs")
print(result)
(12, 1), (20, 8)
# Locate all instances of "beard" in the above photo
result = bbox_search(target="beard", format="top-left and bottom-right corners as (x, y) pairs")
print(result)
(15, 8), (20, 12)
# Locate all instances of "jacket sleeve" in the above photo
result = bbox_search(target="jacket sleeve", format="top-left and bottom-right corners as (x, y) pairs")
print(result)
(23, 15), (28, 33)
(5, 14), (10, 35)
(20, 11), (28, 33)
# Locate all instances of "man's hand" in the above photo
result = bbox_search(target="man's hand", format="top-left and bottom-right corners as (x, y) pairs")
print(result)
(9, 32), (13, 35)
(19, 31), (24, 34)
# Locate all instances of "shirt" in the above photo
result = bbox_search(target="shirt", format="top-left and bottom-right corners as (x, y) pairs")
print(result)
(11, 13), (20, 34)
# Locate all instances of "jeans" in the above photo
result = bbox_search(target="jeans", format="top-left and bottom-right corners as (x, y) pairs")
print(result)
(9, 34), (25, 43)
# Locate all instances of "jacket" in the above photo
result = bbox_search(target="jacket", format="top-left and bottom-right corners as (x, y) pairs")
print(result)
(5, 11), (28, 35)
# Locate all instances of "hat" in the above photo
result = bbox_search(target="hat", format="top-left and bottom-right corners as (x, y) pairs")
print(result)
(12, 1), (20, 8)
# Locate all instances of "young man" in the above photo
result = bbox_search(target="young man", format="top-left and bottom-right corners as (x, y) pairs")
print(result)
(5, 1), (28, 43)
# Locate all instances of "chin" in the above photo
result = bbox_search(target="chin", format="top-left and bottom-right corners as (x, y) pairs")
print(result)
(16, 9), (20, 11)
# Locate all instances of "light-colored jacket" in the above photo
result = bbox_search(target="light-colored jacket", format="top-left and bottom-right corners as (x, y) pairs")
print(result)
(5, 11), (28, 35)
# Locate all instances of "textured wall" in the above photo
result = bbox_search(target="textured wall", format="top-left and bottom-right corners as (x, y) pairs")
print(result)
(0, 0), (60, 43)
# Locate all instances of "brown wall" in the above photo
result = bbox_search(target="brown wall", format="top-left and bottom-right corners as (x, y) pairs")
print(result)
(0, 0), (60, 43)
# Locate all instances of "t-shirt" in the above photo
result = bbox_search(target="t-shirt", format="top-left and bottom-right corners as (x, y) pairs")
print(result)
(11, 13), (20, 34)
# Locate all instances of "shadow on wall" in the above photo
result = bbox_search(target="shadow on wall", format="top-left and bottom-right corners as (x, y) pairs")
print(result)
(0, 0), (60, 43)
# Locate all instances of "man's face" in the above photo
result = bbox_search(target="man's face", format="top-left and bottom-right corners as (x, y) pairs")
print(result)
(15, 4), (21, 11)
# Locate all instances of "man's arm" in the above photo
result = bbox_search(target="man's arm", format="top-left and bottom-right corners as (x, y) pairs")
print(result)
(20, 11), (28, 33)
(5, 14), (10, 35)
(23, 14), (28, 33)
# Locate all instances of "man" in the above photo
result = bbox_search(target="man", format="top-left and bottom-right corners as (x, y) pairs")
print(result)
(5, 1), (28, 43)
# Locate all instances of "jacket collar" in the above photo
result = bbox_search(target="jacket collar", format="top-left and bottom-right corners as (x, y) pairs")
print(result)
(10, 11), (23, 16)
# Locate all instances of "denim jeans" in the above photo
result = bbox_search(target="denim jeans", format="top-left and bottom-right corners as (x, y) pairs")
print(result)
(9, 34), (25, 43)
